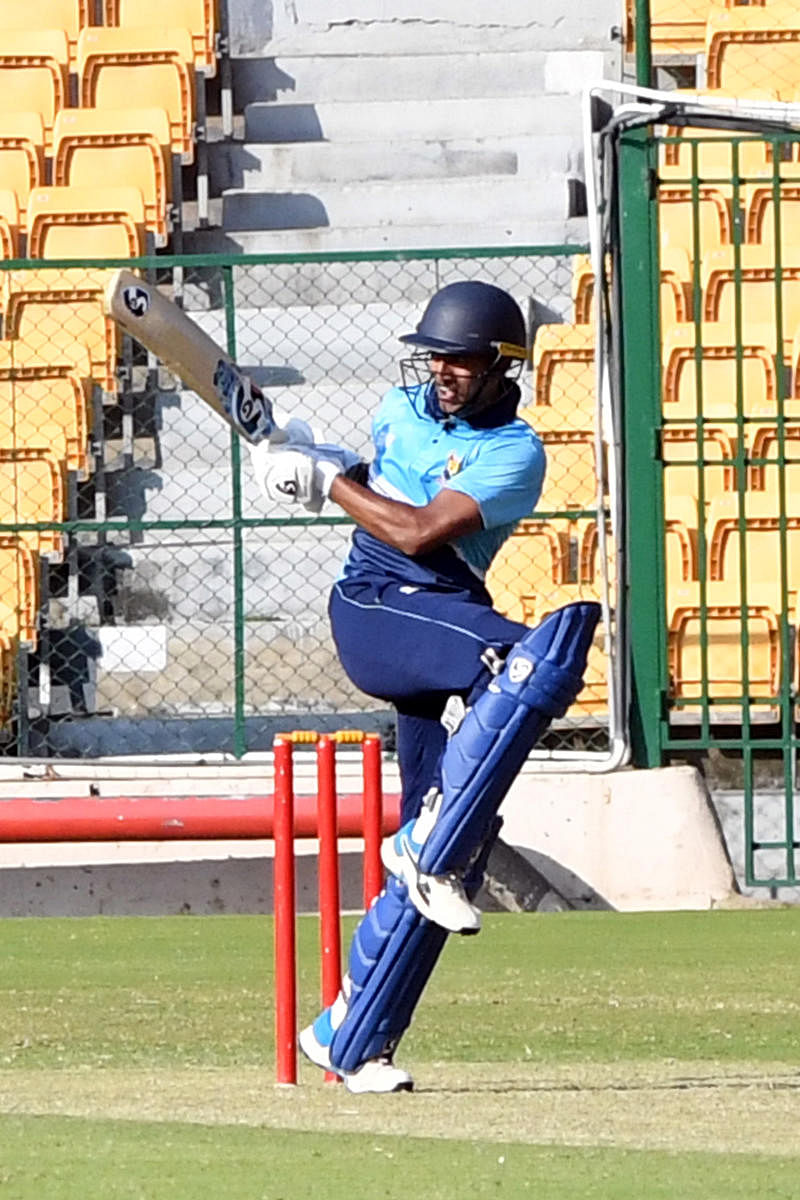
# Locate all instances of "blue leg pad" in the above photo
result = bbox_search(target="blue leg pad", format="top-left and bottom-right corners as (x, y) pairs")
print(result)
(328, 823), (501, 1074)
(418, 602), (601, 876)
(329, 876), (447, 1073)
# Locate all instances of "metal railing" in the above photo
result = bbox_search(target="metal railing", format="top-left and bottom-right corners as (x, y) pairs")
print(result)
(0, 245), (618, 765)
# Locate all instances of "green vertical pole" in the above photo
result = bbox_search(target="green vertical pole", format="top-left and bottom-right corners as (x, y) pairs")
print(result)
(635, 0), (652, 88)
(619, 126), (665, 768)
(222, 263), (247, 758)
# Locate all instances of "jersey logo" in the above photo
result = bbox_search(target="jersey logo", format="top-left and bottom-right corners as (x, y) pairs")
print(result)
(441, 452), (463, 481)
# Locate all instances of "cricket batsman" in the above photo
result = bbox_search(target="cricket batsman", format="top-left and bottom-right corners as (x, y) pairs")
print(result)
(255, 280), (600, 1093)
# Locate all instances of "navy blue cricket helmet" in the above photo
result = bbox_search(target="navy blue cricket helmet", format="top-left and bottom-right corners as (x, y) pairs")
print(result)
(399, 281), (527, 361)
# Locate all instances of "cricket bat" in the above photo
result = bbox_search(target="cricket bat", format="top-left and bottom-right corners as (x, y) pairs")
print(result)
(104, 269), (289, 445)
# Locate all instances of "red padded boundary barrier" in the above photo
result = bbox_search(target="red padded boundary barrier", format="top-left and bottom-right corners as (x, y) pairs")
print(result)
(0, 792), (402, 842)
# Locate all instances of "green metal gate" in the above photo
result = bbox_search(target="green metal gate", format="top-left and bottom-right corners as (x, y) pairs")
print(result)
(618, 116), (800, 888)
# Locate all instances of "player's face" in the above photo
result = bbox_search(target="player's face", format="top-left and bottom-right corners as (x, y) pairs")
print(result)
(428, 352), (496, 413)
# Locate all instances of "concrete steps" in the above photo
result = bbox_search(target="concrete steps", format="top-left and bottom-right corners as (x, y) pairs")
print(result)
(242, 94), (581, 144)
(186, 9), (617, 255)
(233, 49), (552, 106)
(220, 175), (573, 233)
(188, 217), (588, 256)
(178, 247), (578, 320)
(210, 134), (576, 192)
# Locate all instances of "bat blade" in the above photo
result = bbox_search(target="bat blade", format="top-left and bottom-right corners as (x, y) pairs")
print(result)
(103, 269), (279, 444)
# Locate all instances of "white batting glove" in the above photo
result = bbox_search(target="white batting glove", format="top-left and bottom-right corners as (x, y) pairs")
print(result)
(252, 443), (364, 513)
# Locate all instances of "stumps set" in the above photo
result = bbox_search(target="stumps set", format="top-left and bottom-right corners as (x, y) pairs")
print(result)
(272, 730), (390, 1085)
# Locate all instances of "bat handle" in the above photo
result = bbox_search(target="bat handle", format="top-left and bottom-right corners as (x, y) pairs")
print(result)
(269, 417), (315, 447)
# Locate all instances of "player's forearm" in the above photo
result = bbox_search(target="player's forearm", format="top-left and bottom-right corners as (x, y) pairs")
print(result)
(328, 475), (440, 555)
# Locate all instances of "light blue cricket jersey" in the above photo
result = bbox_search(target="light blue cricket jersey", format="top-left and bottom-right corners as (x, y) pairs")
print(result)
(339, 381), (545, 592)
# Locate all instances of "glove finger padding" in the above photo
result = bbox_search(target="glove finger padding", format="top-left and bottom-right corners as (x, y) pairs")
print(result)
(258, 448), (317, 505)
(249, 438), (365, 512)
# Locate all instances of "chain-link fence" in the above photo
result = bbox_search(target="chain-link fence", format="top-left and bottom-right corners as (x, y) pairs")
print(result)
(0, 247), (616, 762)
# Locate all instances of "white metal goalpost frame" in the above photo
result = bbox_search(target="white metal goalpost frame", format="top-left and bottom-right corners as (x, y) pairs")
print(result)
(580, 80), (800, 772)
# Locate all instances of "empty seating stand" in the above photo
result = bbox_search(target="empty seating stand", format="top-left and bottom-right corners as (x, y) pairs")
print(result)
(77, 26), (196, 164)
(0, 112), (46, 231)
(54, 107), (173, 247)
(0, 1), (93, 75)
(667, 580), (783, 719)
(625, 0), (715, 57)
(0, 30), (69, 154)
(529, 323), (596, 433)
(2, 268), (118, 392)
(0, 536), (39, 649)
(0, 189), (20, 259)
(701, 245), (800, 351)
(706, 4), (800, 98)
(486, 519), (571, 626)
(658, 183), (734, 256)
(105, 0), (218, 78)
(0, 448), (65, 558)
(661, 320), (787, 419)
(26, 184), (147, 258)
(0, 351), (93, 477)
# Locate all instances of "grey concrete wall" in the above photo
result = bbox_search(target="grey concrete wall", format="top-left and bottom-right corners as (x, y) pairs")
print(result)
(227, 1), (621, 56)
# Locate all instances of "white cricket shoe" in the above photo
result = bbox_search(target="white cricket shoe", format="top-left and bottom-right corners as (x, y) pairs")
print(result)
(381, 825), (481, 934)
(299, 1022), (413, 1093)
(344, 1055), (413, 1095)
(299, 1021), (334, 1072)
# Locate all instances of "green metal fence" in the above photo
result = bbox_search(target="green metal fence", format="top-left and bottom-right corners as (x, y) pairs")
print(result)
(0, 245), (616, 764)
(619, 117), (800, 888)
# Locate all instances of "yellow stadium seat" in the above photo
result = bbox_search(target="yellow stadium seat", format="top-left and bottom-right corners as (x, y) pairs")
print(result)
(26, 185), (147, 259)
(702, 246), (800, 348)
(624, 0), (715, 56)
(664, 499), (700, 588)
(0, 629), (16, 727)
(658, 184), (733, 255)
(744, 181), (800, 250)
(574, 248), (693, 326)
(0, 189), (20, 259)
(53, 107), (172, 247)
(667, 580), (782, 715)
(706, 4), (800, 98)
(0, 30), (69, 153)
(0, 1), (93, 73)
(0, 354), (92, 476)
(662, 424), (736, 515)
(106, 0), (218, 77)
(571, 253), (594, 324)
(707, 492), (800, 605)
(486, 518), (571, 626)
(3, 268), (117, 392)
(78, 26), (196, 164)
(662, 320), (786, 419)
(0, 448), (65, 557)
(524, 578), (611, 717)
(659, 247), (696, 327)
(0, 536), (39, 647)
(536, 428), (600, 513)
(660, 129), (780, 186)
(0, 112), (45, 229)
(528, 323), (595, 433)
(747, 420), (800, 505)
(576, 518), (612, 584)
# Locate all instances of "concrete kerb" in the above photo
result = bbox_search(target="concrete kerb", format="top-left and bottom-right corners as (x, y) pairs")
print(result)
(499, 764), (743, 912)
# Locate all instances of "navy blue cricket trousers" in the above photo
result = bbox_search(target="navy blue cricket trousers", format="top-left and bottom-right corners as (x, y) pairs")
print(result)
(329, 576), (530, 824)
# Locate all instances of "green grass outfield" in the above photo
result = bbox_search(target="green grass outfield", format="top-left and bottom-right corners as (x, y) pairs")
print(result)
(2, 908), (800, 1198)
